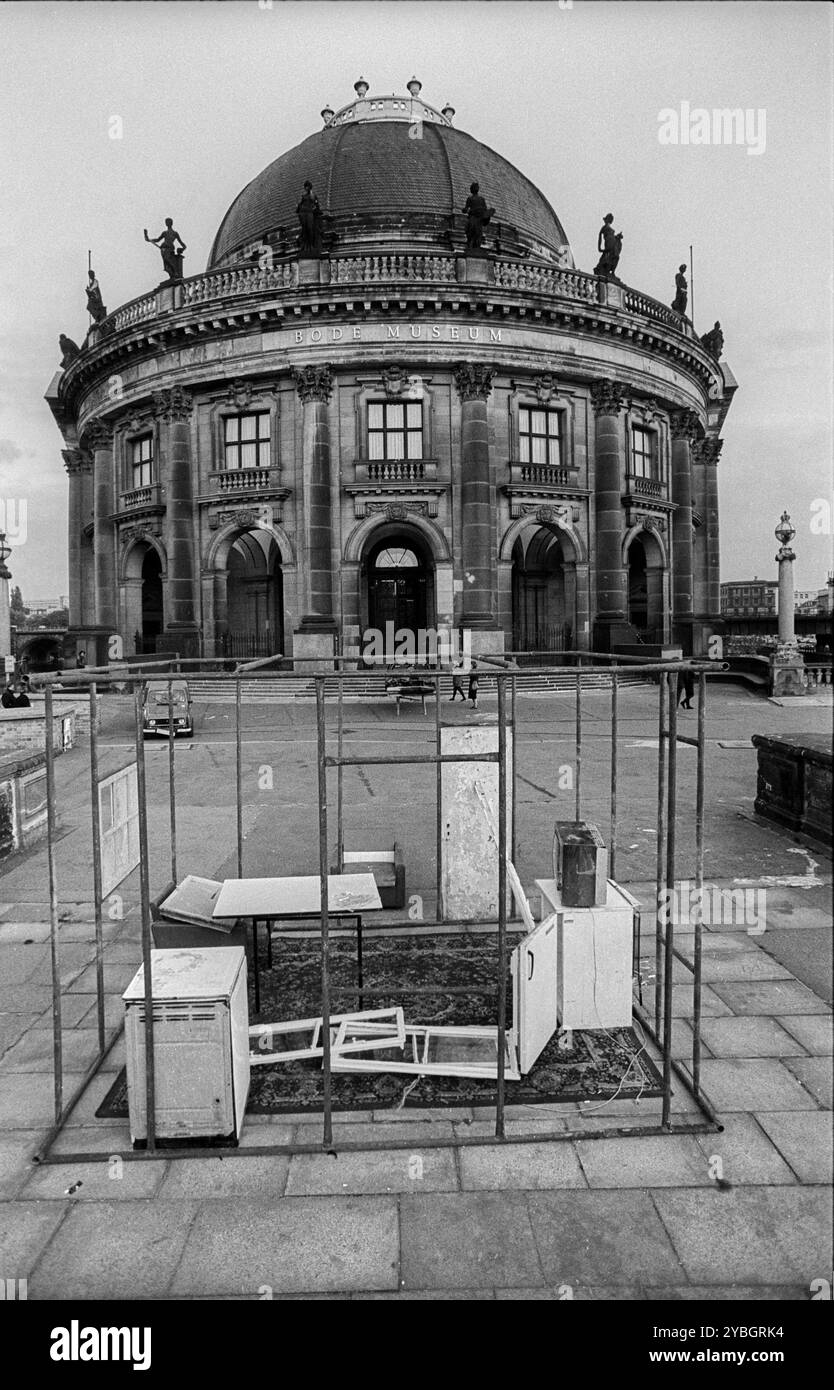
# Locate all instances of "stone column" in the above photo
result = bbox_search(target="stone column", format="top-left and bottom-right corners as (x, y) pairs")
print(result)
(669, 409), (699, 655)
(85, 419), (118, 633)
(155, 387), (200, 657)
(453, 363), (500, 644)
(702, 437), (723, 626)
(62, 448), (86, 625)
(293, 365), (337, 634)
(771, 512), (807, 696)
(590, 380), (628, 649)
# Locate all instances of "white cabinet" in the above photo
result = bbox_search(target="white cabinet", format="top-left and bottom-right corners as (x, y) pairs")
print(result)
(536, 879), (636, 1030)
(123, 947), (250, 1143)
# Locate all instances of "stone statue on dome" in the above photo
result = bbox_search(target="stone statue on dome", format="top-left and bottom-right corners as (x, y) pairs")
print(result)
(594, 214), (623, 277)
(296, 182), (323, 258)
(144, 219), (187, 280)
(671, 264), (688, 316)
(463, 182), (494, 253)
(59, 334), (80, 368)
(86, 269), (107, 323)
(700, 321), (724, 359)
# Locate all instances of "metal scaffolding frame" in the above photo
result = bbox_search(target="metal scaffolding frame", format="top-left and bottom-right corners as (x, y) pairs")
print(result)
(32, 660), (721, 1167)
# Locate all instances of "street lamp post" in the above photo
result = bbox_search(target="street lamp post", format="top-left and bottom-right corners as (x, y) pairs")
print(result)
(770, 512), (807, 698)
(0, 532), (12, 664)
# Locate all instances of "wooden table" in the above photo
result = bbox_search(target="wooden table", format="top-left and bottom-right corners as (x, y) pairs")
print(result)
(213, 874), (382, 1014)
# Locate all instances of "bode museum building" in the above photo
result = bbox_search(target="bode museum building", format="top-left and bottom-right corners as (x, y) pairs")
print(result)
(47, 77), (736, 665)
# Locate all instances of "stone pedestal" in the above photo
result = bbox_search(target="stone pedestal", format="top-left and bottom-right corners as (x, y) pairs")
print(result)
(292, 628), (336, 673)
(439, 720), (513, 922)
(770, 649), (808, 698)
(455, 255), (490, 285)
(298, 258), (327, 286)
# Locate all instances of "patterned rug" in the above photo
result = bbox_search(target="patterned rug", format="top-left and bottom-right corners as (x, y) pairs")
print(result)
(97, 930), (662, 1115)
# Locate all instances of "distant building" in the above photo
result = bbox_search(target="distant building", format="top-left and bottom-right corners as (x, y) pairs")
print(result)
(721, 578), (778, 618)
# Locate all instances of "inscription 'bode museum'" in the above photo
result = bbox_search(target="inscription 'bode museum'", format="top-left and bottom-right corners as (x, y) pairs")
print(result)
(266, 323), (504, 349)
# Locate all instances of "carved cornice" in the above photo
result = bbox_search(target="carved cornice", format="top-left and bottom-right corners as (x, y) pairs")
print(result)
(81, 419), (114, 452)
(293, 364), (333, 403)
(453, 363), (494, 401)
(590, 379), (628, 418)
(62, 447), (92, 475)
(153, 386), (192, 422)
(669, 408), (701, 444)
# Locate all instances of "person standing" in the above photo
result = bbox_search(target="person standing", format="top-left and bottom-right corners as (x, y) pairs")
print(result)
(468, 661), (480, 710)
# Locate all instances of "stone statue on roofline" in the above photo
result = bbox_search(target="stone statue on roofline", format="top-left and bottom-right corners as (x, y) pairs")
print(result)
(463, 182), (495, 253)
(671, 264), (688, 316)
(700, 321), (724, 359)
(86, 269), (107, 323)
(144, 219), (187, 281)
(594, 213), (623, 278)
(296, 181), (323, 258)
(59, 334), (80, 368)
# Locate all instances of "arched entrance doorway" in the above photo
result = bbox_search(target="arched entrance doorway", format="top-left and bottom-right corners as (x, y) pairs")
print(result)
(626, 529), (667, 643)
(511, 527), (570, 653)
(223, 530), (284, 659)
(363, 528), (435, 659)
(139, 548), (163, 654)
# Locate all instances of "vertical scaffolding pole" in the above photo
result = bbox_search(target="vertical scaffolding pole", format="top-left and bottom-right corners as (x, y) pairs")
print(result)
(574, 664), (582, 821)
(45, 683), (63, 1125)
(654, 673), (668, 1036)
(134, 685), (156, 1151)
(88, 682), (105, 1052)
(511, 672), (517, 865)
(609, 667), (618, 880)
(435, 674), (443, 923)
(235, 676), (243, 878)
(496, 676), (508, 1140)
(315, 678), (333, 1148)
(692, 670), (706, 1095)
(336, 674), (344, 872)
(661, 678), (677, 1130)
(167, 676), (177, 884)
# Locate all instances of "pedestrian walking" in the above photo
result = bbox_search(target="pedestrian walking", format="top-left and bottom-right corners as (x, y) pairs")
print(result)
(449, 660), (466, 701)
(678, 669), (695, 709)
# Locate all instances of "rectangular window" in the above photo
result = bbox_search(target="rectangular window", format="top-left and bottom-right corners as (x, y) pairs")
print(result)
(224, 412), (270, 470)
(519, 406), (562, 467)
(631, 426), (658, 479)
(368, 401), (423, 460)
(130, 436), (153, 490)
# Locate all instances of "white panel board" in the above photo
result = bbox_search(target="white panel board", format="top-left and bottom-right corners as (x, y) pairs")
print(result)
(98, 763), (140, 897)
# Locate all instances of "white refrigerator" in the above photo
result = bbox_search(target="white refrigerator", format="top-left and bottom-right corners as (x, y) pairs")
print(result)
(123, 947), (250, 1143)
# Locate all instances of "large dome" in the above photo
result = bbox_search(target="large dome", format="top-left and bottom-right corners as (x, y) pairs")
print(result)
(209, 87), (573, 268)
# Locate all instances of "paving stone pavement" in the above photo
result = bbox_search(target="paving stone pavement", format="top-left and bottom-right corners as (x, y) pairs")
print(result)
(0, 688), (831, 1299)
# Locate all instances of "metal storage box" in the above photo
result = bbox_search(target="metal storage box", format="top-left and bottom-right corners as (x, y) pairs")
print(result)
(123, 947), (250, 1144)
(552, 821), (608, 907)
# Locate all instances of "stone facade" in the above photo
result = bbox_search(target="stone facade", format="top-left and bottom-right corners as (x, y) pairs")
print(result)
(46, 87), (735, 662)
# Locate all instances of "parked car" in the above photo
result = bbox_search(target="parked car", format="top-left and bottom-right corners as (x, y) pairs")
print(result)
(142, 679), (194, 737)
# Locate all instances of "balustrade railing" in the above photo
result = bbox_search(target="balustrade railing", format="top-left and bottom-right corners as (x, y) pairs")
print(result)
(209, 467), (280, 494)
(627, 475), (664, 498)
(330, 253), (456, 284)
(516, 463), (575, 487)
(492, 261), (597, 301)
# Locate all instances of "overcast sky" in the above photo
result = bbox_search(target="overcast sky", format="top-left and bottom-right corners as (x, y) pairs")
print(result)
(0, 0), (831, 601)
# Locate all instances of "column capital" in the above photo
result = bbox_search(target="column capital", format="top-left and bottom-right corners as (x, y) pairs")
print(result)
(293, 364), (333, 403)
(669, 408), (701, 444)
(62, 447), (93, 475)
(590, 379), (629, 417)
(453, 362), (495, 401)
(81, 418), (114, 452)
(153, 386), (193, 422)
(693, 436), (724, 465)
